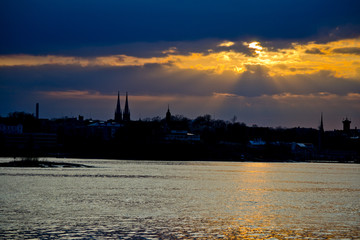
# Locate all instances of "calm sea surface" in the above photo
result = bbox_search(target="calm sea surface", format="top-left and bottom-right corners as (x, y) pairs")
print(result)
(0, 158), (359, 239)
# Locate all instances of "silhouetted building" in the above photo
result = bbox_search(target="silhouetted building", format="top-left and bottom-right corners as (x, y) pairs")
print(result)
(343, 117), (351, 132)
(166, 105), (171, 124)
(36, 103), (39, 119)
(319, 113), (324, 133)
(123, 92), (130, 122)
(4, 133), (57, 150)
(318, 113), (324, 151)
(0, 124), (23, 134)
(164, 130), (200, 143)
(291, 142), (314, 160)
(88, 122), (122, 141)
(248, 138), (266, 148)
(114, 91), (122, 122)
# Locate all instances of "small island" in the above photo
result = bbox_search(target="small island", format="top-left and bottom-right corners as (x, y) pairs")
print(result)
(0, 157), (93, 168)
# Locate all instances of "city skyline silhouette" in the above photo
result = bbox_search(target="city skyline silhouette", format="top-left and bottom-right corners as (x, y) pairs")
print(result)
(1, 1), (360, 130)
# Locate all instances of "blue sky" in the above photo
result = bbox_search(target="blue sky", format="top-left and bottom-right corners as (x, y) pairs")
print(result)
(1, 0), (360, 129)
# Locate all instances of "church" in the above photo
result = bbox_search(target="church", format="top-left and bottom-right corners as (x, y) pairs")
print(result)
(114, 91), (130, 122)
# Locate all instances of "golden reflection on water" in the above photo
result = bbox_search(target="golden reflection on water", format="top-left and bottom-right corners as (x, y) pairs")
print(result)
(224, 227), (329, 239)
(225, 226), (360, 239)
(207, 220), (359, 240)
(171, 215), (360, 240)
(205, 162), (360, 240)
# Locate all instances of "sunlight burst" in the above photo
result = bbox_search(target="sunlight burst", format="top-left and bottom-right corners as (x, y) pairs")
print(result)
(247, 42), (263, 54)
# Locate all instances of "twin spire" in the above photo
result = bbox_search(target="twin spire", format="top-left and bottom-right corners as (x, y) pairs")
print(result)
(114, 91), (130, 122)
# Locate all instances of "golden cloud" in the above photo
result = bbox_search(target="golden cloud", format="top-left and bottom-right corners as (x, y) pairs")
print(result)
(212, 92), (241, 98)
(0, 55), (90, 67)
(217, 41), (235, 47)
(162, 47), (178, 54)
(1, 38), (359, 79)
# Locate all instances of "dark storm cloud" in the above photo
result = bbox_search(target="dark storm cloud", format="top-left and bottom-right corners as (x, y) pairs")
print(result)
(281, 71), (360, 96)
(2, 63), (359, 102)
(332, 47), (360, 55)
(233, 65), (278, 97)
(1, 0), (359, 55)
(0, 64), (229, 98)
(232, 66), (360, 97)
(305, 48), (325, 55)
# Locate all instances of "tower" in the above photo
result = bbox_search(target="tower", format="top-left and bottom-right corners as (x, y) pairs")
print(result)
(114, 91), (122, 122)
(342, 117), (351, 132)
(166, 105), (172, 124)
(319, 113), (324, 133)
(318, 113), (324, 151)
(36, 103), (39, 119)
(123, 92), (130, 122)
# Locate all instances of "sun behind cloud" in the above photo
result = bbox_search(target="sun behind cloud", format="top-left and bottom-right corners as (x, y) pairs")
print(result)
(246, 41), (264, 54)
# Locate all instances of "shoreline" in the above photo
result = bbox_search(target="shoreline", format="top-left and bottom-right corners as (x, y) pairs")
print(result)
(0, 158), (94, 168)
(1, 155), (358, 165)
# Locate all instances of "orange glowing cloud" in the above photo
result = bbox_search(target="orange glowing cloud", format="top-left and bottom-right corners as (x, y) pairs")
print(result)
(0, 55), (90, 67)
(171, 38), (360, 79)
(1, 38), (359, 80)
(212, 92), (240, 98)
(218, 41), (235, 47)
(0, 54), (172, 68)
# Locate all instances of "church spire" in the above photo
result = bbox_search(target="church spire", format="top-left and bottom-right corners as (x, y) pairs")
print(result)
(114, 91), (122, 122)
(166, 104), (171, 124)
(123, 92), (130, 121)
(318, 112), (324, 151)
(319, 112), (324, 133)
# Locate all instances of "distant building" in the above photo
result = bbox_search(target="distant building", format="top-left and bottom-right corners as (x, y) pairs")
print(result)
(166, 105), (172, 124)
(123, 92), (131, 122)
(4, 133), (57, 150)
(291, 142), (315, 160)
(88, 121), (122, 140)
(343, 117), (351, 132)
(36, 103), (39, 119)
(318, 113), (324, 151)
(248, 139), (266, 147)
(114, 91), (131, 122)
(0, 124), (23, 135)
(114, 91), (122, 122)
(164, 130), (200, 143)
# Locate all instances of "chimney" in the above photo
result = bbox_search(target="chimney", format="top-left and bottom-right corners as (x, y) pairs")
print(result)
(36, 103), (39, 119)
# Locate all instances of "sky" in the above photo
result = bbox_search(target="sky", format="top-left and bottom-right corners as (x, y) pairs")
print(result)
(1, 0), (360, 130)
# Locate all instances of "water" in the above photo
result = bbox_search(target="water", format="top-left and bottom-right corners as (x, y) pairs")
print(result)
(1, 158), (359, 239)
